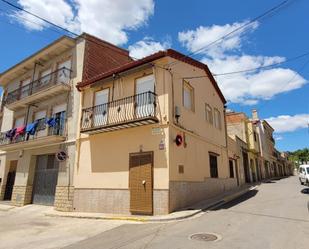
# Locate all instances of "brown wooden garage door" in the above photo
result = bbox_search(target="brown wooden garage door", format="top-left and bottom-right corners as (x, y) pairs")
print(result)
(129, 152), (153, 215)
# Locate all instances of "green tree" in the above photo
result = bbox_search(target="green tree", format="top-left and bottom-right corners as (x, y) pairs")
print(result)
(288, 148), (309, 167)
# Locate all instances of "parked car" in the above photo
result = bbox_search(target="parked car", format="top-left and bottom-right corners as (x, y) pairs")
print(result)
(299, 165), (309, 185)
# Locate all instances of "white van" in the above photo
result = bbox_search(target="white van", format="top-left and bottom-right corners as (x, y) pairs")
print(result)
(299, 165), (309, 185)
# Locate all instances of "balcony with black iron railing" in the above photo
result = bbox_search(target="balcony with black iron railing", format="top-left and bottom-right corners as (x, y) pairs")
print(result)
(4, 67), (72, 110)
(0, 116), (66, 151)
(81, 91), (159, 133)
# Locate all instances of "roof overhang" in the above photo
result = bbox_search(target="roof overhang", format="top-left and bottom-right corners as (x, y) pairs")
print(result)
(262, 120), (274, 131)
(77, 49), (227, 104)
(90, 63), (153, 89)
(0, 36), (75, 86)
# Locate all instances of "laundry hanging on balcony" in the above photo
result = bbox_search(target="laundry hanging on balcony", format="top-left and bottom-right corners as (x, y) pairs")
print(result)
(45, 117), (60, 127)
(26, 121), (39, 135)
(5, 128), (16, 140)
(14, 125), (26, 138)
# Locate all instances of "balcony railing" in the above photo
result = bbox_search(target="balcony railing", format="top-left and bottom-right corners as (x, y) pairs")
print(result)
(4, 67), (72, 105)
(81, 91), (158, 132)
(0, 116), (66, 146)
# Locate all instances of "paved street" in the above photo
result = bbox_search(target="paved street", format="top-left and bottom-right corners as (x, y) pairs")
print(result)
(64, 176), (309, 249)
(0, 205), (130, 249)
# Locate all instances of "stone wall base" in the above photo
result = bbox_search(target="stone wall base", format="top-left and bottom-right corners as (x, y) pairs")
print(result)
(11, 185), (33, 206)
(0, 184), (6, 200)
(169, 178), (238, 212)
(54, 186), (74, 212)
(73, 188), (169, 215)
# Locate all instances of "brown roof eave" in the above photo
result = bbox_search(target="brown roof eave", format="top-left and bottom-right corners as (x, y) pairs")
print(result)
(76, 50), (167, 90)
(76, 49), (227, 104)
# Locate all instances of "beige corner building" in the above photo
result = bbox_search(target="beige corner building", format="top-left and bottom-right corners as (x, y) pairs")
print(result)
(75, 49), (240, 215)
(0, 34), (131, 211)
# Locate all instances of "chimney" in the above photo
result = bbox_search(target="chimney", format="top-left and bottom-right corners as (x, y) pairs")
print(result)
(252, 109), (259, 120)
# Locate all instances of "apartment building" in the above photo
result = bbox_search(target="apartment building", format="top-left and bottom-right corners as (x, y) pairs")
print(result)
(226, 108), (290, 181)
(74, 49), (238, 215)
(226, 111), (262, 183)
(227, 136), (248, 186)
(0, 34), (131, 211)
(259, 120), (277, 178)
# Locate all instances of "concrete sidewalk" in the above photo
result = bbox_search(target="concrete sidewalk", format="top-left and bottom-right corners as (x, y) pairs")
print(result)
(45, 183), (258, 222)
(0, 201), (15, 211)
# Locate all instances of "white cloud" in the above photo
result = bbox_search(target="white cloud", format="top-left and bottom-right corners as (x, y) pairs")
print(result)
(178, 21), (258, 58)
(274, 135), (283, 141)
(128, 37), (171, 59)
(11, 0), (154, 45)
(178, 21), (308, 104)
(207, 56), (307, 103)
(266, 114), (309, 133)
(74, 0), (154, 45)
(13, 0), (78, 31)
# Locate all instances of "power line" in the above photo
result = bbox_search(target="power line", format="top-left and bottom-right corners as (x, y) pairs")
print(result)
(166, 0), (293, 68)
(245, 56), (309, 112)
(0, 0), (134, 65)
(1, 0), (77, 37)
(0, 8), (66, 38)
(182, 50), (309, 79)
(214, 51), (309, 76)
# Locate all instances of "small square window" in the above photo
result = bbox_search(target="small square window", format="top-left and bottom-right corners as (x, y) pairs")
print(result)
(183, 81), (194, 111)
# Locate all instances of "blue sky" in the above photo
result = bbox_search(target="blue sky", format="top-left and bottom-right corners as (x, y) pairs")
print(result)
(0, 0), (308, 151)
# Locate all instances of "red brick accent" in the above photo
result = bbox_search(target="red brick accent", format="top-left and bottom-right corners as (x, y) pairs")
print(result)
(226, 112), (247, 123)
(82, 34), (132, 81)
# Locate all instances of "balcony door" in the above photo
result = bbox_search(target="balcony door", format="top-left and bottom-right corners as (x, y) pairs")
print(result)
(52, 103), (66, 135)
(20, 78), (31, 99)
(34, 110), (46, 137)
(14, 116), (25, 128)
(135, 75), (155, 118)
(36, 68), (52, 92)
(57, 60), (71, 84)
(94, 88), (109, 127)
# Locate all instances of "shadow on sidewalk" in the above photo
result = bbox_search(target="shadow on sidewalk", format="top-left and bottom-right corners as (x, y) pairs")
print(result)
(300, 188), (309, 194)
(263, 180), (276, 184)
(211, 189), (259, 211)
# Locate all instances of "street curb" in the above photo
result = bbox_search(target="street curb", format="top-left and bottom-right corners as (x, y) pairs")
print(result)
(45, 185), (258, 222)
(0, 205), (15, 212)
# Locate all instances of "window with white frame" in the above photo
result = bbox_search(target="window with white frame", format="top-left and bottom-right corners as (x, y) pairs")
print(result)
(214, 108), (222, 129)
(183, 81), (194, 111)
(205, 103), (213, 124)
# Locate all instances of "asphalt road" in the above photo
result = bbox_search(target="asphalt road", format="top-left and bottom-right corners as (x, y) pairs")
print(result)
(64, 176), (309, 249)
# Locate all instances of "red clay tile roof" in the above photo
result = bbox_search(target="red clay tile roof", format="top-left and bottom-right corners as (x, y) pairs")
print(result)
(77, 49), (226, 104)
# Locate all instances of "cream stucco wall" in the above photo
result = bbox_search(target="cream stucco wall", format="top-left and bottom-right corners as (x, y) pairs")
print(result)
(75, 125), (169, 189)
(165, 57), (229, 183)
(78, 56), (228, 187)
